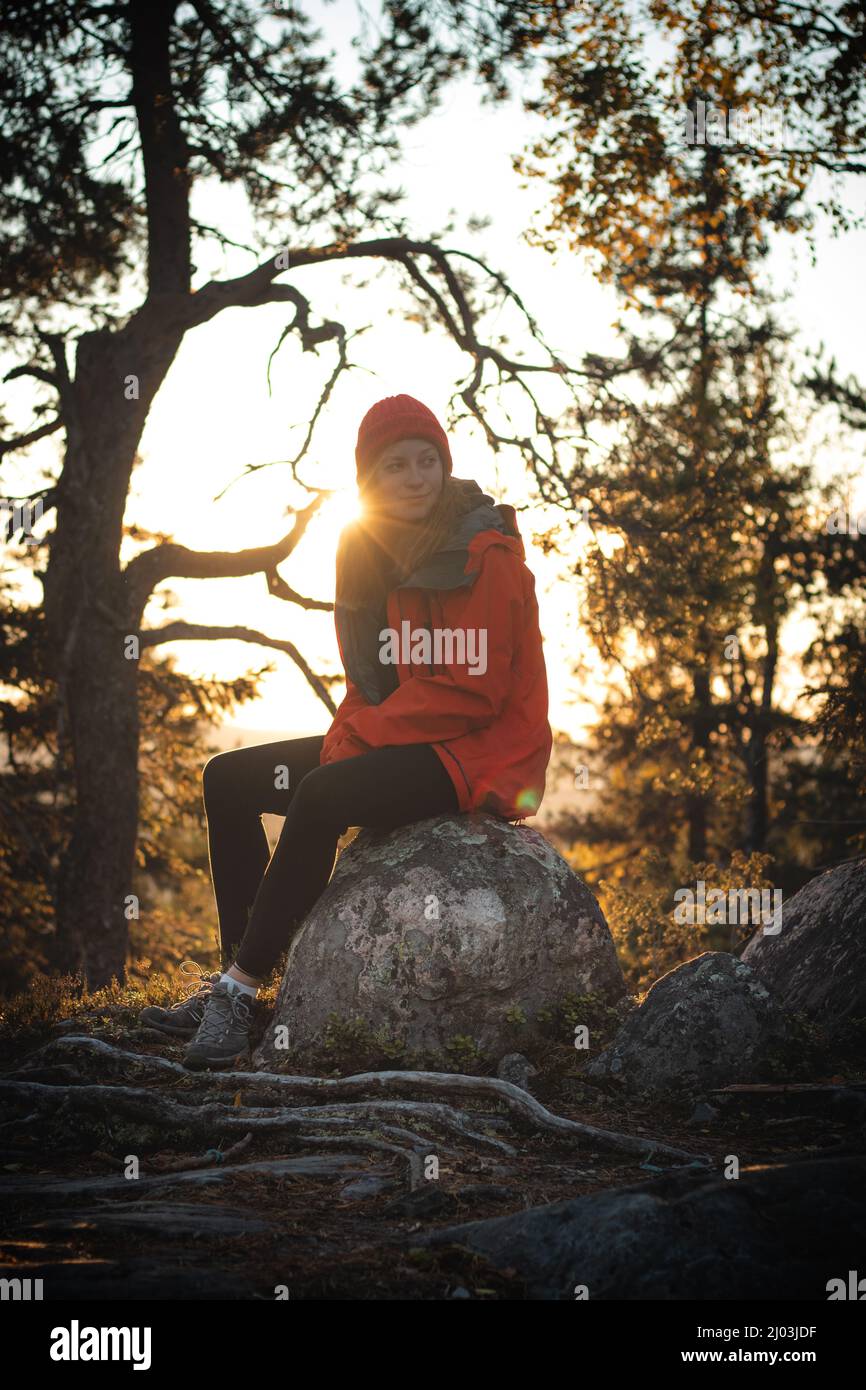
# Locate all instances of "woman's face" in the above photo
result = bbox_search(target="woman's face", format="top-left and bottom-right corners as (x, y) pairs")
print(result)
(366, 437), (444, 523)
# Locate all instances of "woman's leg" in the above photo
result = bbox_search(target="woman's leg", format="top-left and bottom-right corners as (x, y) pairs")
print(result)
(201, 735), (325, 964)
(233, 742), (459, 980)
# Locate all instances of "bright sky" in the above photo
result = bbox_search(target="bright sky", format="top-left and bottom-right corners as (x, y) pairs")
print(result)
(4, 2), (865, 753)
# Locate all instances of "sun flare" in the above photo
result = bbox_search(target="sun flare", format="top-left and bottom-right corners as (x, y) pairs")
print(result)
(325, 488), (363, 530)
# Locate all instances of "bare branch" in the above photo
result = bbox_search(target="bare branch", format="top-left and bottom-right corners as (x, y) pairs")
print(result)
(138, 621), (338, 714)
(189, 219), (259, 257)
(0, 418), (63, 458)
(265, 570), (332, 611)
(0, 484), (58, 506)
(184, 233), (597, 511)
(186, 235), (584, 383)
(3, 363), (61, 391)
(123, 496), (325, 614)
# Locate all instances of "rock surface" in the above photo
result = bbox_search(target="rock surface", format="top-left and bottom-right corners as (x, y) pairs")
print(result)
(417, 1154), (866, 1299)
(254, 811), (625, 1069)
(583, 951), (798, 1098)
(741, 857), (866, 1035)
(496, 1052), (538, 1094)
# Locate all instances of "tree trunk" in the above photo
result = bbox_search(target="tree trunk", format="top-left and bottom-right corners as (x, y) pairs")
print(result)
(742, 722), (769, 853)
(742, 560), (780, 854)
(43, 314), (183, 986)
(51, 614), (141, 984)
(687, 666), (712, 863)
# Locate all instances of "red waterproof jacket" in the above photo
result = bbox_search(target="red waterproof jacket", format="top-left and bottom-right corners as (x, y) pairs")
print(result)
(319, 522), (552, 820)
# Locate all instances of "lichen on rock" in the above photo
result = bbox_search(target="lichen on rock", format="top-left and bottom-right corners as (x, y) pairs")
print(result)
(584, 950), (808, 1099)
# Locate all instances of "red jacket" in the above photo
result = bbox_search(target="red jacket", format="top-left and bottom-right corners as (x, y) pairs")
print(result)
(319, 523), (552, 820)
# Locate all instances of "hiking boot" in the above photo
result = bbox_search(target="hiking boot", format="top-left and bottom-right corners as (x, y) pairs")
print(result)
(139, 961), (222, 1038)
(182, 981), (255, 1071)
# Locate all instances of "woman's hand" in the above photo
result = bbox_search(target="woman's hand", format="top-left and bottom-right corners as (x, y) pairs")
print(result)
(321, 729), (371, 764)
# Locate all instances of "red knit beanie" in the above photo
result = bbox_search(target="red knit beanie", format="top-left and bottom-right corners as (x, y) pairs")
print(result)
(355, 394), (453, 486)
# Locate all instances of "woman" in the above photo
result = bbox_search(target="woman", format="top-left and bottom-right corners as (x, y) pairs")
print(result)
(140, 394), (552, 1069)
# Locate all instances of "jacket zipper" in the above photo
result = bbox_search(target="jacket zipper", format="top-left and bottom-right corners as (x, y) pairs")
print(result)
(436, 741), (472, 802)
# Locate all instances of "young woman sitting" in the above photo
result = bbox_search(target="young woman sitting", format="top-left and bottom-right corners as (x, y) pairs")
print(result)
(140, 393), (553, 1069)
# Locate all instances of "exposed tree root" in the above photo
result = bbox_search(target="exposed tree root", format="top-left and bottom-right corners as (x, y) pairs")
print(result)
(0, 1154), (382, 1202)
(20, 1200), (272, 1238)
(5, 1034), (711, 1164)
(145, 1131), (254, 1174)
(0, 1081), (517, 1162)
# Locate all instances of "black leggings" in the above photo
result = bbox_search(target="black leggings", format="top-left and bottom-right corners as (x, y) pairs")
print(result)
(202, 735), (459, 978)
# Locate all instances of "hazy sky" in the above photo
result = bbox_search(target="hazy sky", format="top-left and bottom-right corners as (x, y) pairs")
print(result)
(5, 2), (865, 753)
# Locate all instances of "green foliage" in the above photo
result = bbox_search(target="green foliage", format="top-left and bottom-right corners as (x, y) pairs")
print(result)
(556, 989), (625, 1041)
(281, 1012), (499, 1077)
(599, 845), (777, 993)
(525, 2), (866, 879)
(317, 1011), (417, 1073)
(806, 621), (866, 809)
(0, 969), (86, 1042)
(0, 965), (155, 1049)
(441, 1034), (487, 1070)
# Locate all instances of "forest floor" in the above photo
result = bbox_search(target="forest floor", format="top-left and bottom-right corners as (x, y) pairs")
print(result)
(1, 982), (864, 1301)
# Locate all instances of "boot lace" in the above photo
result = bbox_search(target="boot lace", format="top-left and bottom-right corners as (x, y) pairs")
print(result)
(178, 959), (218, 1001)
(195, 984), (253, 1044)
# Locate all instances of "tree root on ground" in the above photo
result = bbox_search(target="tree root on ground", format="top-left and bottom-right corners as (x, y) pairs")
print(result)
(2, 1033), (710, 1167)
(0, 1154), (388, 1201)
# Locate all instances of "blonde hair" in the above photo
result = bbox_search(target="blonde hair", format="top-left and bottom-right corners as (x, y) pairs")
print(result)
(336, 468), (479, 610)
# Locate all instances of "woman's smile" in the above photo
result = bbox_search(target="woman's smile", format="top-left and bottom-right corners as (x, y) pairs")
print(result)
(365, 437), (445, 522)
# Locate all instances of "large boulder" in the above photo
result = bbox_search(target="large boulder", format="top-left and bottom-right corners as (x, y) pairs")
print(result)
(741, 857), (866, 1036)
(254, 811), (625, 1070)
(583, 952), (800, 1099)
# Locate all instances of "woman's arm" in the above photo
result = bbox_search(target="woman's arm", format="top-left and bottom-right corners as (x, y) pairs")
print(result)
(320, 676), (374, 763)
(334, 543), (524, 749)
